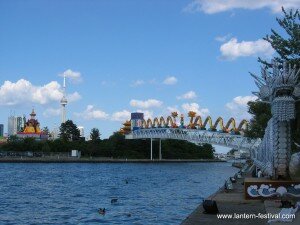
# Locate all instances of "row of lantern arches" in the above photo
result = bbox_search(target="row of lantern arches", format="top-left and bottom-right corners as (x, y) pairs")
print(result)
(120, 112), (249, 135)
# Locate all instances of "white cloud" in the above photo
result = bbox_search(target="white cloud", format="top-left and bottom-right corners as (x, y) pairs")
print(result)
(220, 38), (274, 60)
(43, 108), (61, 117)
(112, 109), (153, 120)
(130, 99), (163, 109)
(130, 79), (160, 87)
(67, 92), (81, 102)
(177, 91), (197, 100)
(183, 0), (300, 14)
(75, 105), (109, 120)
(136, 110), (153, 120)
(59, 69), (82, 83)
(163, 76), (178, 85)
(131, 80), (145, 87)
(215, 33), (232, 42)
(111, 110), (131, 121)
(167, 106), (180, 113)
(225, 96), (257, 120)
(181, 103), (210, 117)
(0, 79), (81, 106)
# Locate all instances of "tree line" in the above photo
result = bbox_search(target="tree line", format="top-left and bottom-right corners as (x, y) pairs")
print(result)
(0, 120), (214, 159)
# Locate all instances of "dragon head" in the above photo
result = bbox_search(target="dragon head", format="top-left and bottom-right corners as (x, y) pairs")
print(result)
(251, 60), (300, 121)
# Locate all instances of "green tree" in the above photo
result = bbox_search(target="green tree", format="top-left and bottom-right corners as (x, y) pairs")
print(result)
(41, 142), (51, 152)
(23, 137), (37, 152)
(258, 7), (300, 68)
(42, 126), (49, 135)
(86, 141), (99, 157)
(59, 120), (80, 141)
(248, 8), (300, 141)
(227, 149), (237, 156)
(245, 101), (272, 138)
(90, 128), (101, 142)
(7, 135), (19, 143)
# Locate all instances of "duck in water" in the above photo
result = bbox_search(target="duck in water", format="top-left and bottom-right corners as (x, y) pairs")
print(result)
(98, 208), (106, 215)
(111, 198), (118, 204)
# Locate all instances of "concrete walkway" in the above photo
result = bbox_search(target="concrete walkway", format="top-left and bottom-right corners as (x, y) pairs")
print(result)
(181, 171), (267, 225)
(264, 200), (300, 225)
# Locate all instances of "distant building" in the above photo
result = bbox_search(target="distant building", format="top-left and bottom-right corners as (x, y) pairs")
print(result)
(50, 126), (60, 140)
(8, 116), (14, 135)
(78, 126), (85, 140)
(0, 124), (3, 137)
(131, 112), (144, 131)
(71, 150), (81, 158)
(85, 136), (91, 141)
(8, 115), (26, 136)
(16, 109), (48, 140)
(78, 126), (84, 137)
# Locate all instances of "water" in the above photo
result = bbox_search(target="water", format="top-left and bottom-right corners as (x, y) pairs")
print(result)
(0, 163), (238, 225)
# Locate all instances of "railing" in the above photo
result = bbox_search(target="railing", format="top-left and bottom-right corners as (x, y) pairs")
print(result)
(126, 128), (261, 154)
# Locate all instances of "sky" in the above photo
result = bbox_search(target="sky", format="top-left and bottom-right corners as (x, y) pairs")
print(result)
(0, 0), (299, 146)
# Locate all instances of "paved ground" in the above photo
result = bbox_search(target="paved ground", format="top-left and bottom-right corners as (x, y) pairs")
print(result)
(181, 166), (300, 225)
(264, 200), (300, 225)
(181, 169), (267, 225)
(181, 201), (267, 225)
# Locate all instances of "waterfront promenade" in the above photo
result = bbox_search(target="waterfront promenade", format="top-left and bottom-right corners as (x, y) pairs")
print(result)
(181, 169), (266, 225)
(181, 166), (300, 225)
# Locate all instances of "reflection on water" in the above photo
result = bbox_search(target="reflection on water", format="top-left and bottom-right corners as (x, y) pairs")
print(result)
(0, 162), (238, 225)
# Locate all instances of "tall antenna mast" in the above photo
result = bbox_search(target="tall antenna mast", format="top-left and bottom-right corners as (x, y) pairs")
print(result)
(63, 74), (66, 90)
(60, 74), (68, 124)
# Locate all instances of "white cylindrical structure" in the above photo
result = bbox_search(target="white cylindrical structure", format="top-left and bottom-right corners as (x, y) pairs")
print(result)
(61, 105), (66, 124)
(60, 75), (68, 124)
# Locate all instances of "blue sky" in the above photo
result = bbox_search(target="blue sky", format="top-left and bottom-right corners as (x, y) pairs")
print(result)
(0, 0), (298, 143)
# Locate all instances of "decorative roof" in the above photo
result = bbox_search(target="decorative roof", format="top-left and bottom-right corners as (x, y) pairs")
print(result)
(30, 108), (36, 117)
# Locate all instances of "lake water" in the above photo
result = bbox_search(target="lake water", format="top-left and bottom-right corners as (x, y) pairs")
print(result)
(0, 162), (238, 225)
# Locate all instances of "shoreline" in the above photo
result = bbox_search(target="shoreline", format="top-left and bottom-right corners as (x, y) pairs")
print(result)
(0, 157), (226, 163)
(180, 163), (270, 225)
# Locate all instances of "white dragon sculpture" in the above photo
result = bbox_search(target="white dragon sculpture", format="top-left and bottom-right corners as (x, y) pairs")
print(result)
(251, 61), (300, 179)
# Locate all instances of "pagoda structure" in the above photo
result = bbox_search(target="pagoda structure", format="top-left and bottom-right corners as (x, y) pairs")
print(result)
(17, 109), (48, 139)
(119, 120), (131, 135)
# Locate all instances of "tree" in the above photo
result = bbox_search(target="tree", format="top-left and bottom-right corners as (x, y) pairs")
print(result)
(23, 137), (37, 152)
(258, 7), (300, 68)
(41, 142), (51, 152)
(7, 135), (19, 143)
(245, 101), (272, 138)
(59, 120), (80, 141)
(42, 126), (49, 135)
(86, 141), (98, 157)
(247, 8), (300, 142)
(227, 149), (237, 156)
(90, 128), (101, 142)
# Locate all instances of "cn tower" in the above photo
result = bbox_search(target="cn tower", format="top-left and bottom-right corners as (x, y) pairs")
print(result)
(60, 74), (68, 123)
